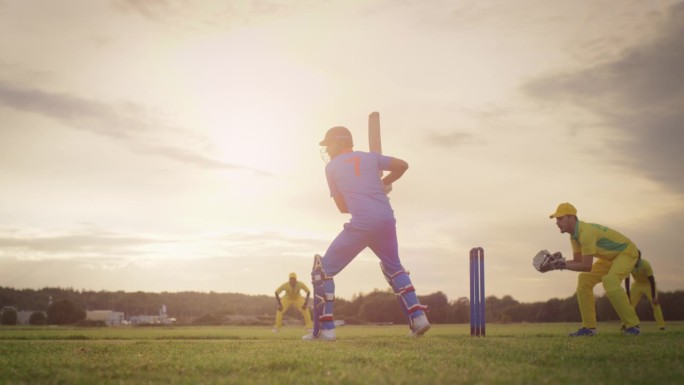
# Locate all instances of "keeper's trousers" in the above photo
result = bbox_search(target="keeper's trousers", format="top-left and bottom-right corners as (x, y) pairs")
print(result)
(274, 296), (313, 329)
(576, 250), (640, 329)
(629, 283), (666, 328)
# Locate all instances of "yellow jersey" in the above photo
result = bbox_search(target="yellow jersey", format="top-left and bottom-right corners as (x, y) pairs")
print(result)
(630, 258), (655, 285)
(276, 281), (310, 300)
(570, 221), (637, 260)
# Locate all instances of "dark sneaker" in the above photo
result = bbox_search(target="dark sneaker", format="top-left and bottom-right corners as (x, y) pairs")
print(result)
(623, 326), (640, 336)
(568, 327), (597, 337)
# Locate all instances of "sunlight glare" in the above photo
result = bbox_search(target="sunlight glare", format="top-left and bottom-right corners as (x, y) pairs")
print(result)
(173, 27), (329, 174)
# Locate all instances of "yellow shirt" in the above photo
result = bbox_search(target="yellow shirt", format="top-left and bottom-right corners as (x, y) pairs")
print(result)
(630, 259), (655, 285)
(276, 281), (310, 300)
(570, 220), (637, 261)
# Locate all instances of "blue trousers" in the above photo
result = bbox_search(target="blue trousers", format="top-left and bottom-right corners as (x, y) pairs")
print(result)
(312, 219), (425, 334)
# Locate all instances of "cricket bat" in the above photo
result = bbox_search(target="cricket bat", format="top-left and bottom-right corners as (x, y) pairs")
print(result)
(368, 111), (392, 193)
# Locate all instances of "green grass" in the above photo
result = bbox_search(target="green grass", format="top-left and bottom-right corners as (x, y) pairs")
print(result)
(1, 322), (682, 385)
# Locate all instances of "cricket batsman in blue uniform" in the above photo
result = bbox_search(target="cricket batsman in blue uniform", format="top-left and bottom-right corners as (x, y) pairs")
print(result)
(302, 126), (430, 341)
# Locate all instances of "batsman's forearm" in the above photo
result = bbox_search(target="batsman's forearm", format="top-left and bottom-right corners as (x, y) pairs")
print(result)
(383, 158), (408, 186)
(382, 170), (405, 186)
(333, 195), (349, 213)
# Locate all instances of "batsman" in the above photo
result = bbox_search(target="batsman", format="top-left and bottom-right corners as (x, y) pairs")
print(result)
(303, 124), (430, 341)
(535, 202), (641, 336)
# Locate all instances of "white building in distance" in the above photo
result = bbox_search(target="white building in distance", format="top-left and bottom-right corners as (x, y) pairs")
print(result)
(86, 310), (125, 326)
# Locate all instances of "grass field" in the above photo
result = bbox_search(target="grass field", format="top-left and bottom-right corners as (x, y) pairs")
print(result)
(1, 322), (682, 385)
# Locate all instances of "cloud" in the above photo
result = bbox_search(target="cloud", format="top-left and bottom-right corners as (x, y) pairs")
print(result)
(0, 228), (328, 294)
(0, 81), (269, 174)
(0, 227), (326, 262)
(0, 80), (138, 139)
(111, 0), (297, 26)
(0, 231), (161, 255)
(522, 2), (684, 195)
(136, 145), (272, 175)
(425, 131), (474, 148)
(112, 0), (179, 21)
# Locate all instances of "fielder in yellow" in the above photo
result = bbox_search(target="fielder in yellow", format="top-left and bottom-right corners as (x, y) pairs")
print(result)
(272, 272), (313, 332)
(548, 202), (641, 336)
(625, 251), (666, 330)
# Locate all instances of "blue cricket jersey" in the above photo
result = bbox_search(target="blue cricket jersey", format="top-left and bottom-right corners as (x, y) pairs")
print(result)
(325, 151), (395, 229)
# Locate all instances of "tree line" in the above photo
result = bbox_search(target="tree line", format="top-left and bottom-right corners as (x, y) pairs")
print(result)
(1, 286), (682, 326)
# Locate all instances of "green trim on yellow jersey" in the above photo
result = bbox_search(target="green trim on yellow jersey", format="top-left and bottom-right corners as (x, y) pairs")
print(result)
(570, 220), (636, 260)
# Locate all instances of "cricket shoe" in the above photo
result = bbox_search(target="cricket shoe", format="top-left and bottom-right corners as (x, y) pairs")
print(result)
(623, 326), (640, 336)
(407, 314), (431, 338)
(302, 329), (336, 342)
(568, 327), (597, 337)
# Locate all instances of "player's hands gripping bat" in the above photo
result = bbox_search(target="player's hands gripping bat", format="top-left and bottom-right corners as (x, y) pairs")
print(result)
(533, 250), (566, 273)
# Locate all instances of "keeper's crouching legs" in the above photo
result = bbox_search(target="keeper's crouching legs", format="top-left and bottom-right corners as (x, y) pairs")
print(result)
(312, 254), (335, 336)
(380, 262), (428, 328)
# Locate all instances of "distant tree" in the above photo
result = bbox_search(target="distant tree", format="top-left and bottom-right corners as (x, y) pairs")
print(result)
(47, 299), (86, 325)
(359, 290), (404, 324)
(595, 296), (619, 321)
(336, 294), (364, 321)
(501, 303), (535, 323)
(29, 311), (47, 325)
(659, 290), (684, 320)
(1, 307), (18, 325)
(559, 295), (581, 322)
(3, 286), (684, 325)
(418, 291), (450, 324)
(536, 298), (563, 322)
(450, 297), (470, 323)
(484, 295), (519, 323)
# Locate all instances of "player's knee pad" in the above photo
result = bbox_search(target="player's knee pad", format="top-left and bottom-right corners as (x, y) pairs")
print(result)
(312, 253), (328, 284)
(317, 280), (335, 322)
(380, 262), (427, 317)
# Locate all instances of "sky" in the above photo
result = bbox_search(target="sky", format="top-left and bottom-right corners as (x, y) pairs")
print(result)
(1, 0), (683, 305)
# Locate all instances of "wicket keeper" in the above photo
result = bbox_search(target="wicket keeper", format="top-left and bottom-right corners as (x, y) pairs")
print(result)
(548, 202), (641, 336)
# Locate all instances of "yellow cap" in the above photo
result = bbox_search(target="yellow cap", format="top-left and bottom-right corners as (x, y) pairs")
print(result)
(550, 202), (577, 218)
(289, 272), (297, 279)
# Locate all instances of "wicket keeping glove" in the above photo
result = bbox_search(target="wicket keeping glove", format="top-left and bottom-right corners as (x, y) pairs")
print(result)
(533, 250), (566, 273)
